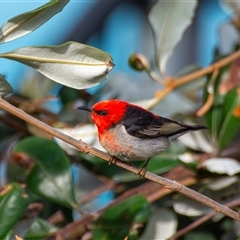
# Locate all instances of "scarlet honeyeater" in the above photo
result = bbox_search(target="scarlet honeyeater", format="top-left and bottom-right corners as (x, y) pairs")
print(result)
(77, 99), (208, 176)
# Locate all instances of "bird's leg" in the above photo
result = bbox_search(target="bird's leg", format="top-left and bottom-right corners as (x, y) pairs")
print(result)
(108, 156), (117, 165)
(137, 158), (150, 178)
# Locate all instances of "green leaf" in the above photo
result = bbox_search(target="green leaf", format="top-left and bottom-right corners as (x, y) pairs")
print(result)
(91, 195), (150, 240)
(204, 68), (225, 143)
(148, 0), (197, 73)
(0, 183), (28, 238)
(0, 42), (114, 90)
(203, 64), (240, 150)
(0, 74), (14, 97)
(217, 89), (240, 150)
(13, 137), (77, 209)
(0, 0), (69, 44)
(1, 230), (14, 240)
(25, 217), (58, 240)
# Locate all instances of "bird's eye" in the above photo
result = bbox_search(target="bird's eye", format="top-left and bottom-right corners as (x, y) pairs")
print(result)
(96, 110), (108, 116)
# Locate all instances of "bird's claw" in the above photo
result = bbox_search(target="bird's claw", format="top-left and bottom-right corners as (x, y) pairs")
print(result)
(109, 156), (117, 165)
(137, 167), (147, 178)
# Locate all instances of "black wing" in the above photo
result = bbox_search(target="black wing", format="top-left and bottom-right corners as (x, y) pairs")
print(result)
(121, 105), (207, 139)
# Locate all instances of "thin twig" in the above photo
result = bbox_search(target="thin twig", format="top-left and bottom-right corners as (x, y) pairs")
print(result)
(168, 198), (240, 240)
(147, 48), (240, 109)
(0, 97), (239, 221)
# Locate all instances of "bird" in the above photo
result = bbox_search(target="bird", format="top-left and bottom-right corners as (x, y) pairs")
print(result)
(76, 99), (208, 177)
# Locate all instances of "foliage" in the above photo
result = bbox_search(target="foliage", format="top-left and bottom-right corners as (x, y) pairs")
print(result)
(0, 0), (240, 239)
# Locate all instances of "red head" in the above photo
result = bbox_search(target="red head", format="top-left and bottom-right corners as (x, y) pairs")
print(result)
(77, 100), (129, 134)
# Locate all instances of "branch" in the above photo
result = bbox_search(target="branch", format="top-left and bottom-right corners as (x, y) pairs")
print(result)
(147, 48), (240, 109)
(168, 198), (240, 240)
(0, 97), (239, 221)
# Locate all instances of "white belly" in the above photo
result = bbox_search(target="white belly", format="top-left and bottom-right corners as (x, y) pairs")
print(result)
(99, 125), (170, 161)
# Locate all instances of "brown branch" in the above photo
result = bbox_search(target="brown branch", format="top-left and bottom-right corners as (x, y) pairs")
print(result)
(0, 97), (239, 222)
(148, 48), (240, 109)
(168, 198), (240, 240)
(173, 49), (240, 88)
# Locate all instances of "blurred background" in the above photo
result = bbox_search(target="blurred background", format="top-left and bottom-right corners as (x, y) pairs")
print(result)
(0, 0), (233, 98)
(1, 1), (240, 239)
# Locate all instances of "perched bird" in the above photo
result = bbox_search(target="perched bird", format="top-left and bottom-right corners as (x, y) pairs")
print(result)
(77, 99), (208, 177)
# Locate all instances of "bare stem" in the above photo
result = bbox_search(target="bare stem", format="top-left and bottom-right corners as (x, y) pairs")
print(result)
(148, 48), (240, 109)
(0, 96), (239, 221)
(168, 199), (240, 240)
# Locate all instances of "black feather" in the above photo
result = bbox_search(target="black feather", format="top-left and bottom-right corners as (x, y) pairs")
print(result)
(121, 105), (208, 139)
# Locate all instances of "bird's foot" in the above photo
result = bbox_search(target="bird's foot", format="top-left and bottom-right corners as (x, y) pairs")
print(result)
(137, 167), (147, 178)
(137, 158), (150, 178)
(109, 156), (117, 165)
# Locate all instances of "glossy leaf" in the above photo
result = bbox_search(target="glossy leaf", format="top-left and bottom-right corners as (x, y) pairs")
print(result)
(139, 208), (177, 240)
(207, 176), (238, 191)
(204, 67), (226, 142)
(204, 65), (240, 151)
(25, 217), (58, 240)
(0, 74), (14, 97)
(2, 231), (14, 240)
(202, 157), (240, 176)
(179, 130), (213, 153)
(217, 89), (240, 150)
(91, 195), (150, 240)
(0, 42), (114, 89)
(173, 195), (210, 217)
(148, 0), (197, 73)
(0, 0), (69, 44)
(13, 137), (77, 209)
(0, 183), (28, 238)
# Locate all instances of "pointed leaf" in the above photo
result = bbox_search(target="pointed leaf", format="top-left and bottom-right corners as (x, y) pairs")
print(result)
(218, 89), (240, 150)
(25, 217), (58, 240)
(13, 137), (77, 209)
(0, 42), (114, 89)
(2, 231), (14, 240)
(91, 195), (150, 240)
(0, 183), (28, 238)
(0, 74), (14, 97)
(204, 68), (225, 142)
(173, 195), (210, 216)
(0, 0), (69, 44)
(149, 0), (197, 73)
(207, 176), (238, 191)
(202, 158), (240, 176)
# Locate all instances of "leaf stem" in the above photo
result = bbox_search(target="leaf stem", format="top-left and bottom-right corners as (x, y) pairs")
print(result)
(149, 48), (240, 108)
(0, 96), (239, 221)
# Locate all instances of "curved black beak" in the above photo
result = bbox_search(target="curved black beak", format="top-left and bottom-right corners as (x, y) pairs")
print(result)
(75, 106), (92, 112)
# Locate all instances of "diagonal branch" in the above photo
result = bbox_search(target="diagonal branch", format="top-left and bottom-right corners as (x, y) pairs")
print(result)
(168, 198), (240, 240)
(0, 96), (239, 221)
(147, 48), (240, 110)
